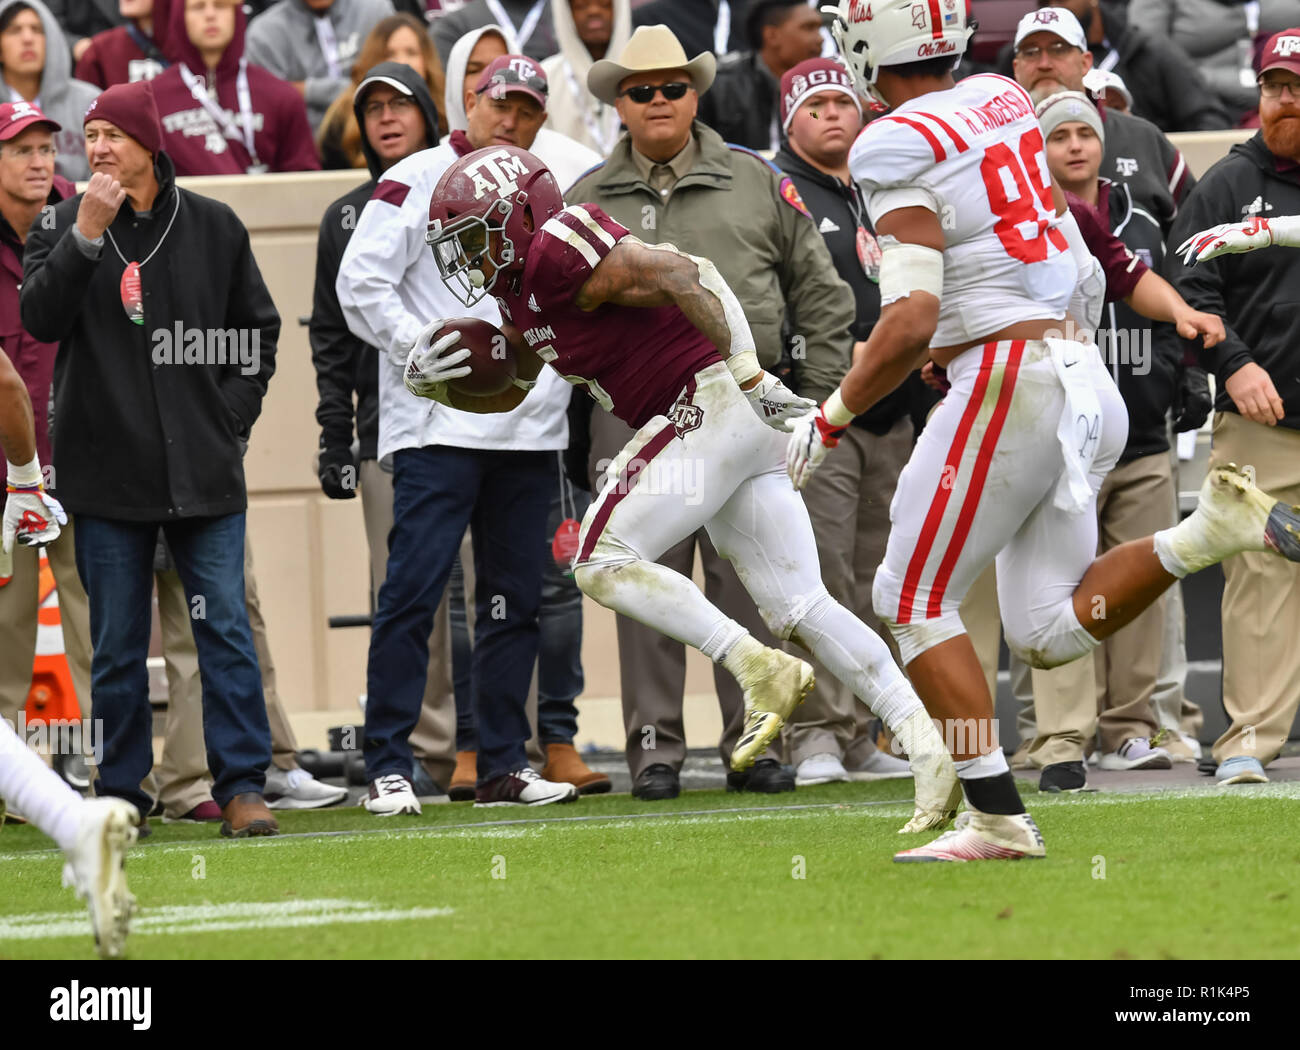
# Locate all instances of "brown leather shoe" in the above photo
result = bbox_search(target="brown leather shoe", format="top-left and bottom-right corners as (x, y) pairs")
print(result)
(219, 793), (280, 838)
(449, 750), (477, 801)
(542, 742), (611, 795)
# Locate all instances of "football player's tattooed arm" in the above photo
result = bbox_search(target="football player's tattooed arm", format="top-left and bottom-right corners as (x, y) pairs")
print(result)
(0, 350), (35, 465)
(575, 239), (758, 388)
(838, 207), (941, 416)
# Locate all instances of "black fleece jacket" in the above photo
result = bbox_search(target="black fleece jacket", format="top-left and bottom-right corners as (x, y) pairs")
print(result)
(1169, 132), (1300, 432)
(21, 152), (279, 520)
(311, 61), (441, 463)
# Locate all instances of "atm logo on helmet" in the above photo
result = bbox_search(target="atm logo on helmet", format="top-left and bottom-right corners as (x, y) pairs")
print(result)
(466, 150), (530, 200)
(1273, 35), (1300, 57)
(848, 0), (872, 23)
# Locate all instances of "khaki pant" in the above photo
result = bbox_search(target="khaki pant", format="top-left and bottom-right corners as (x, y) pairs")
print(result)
(1209, 413), (1300, 765)
(143, 533), (301, 817)
(588, 406), (776, 779)
(785, 419), (911, 764)
(0, 513), (93, 726)
(1094, 452), (1172, 752)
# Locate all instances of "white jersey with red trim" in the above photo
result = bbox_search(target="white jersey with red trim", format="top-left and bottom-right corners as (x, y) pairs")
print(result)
(850, 74), (1075, 346)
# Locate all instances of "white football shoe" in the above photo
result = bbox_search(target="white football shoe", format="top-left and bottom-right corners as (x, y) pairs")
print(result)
(61, 797), (139, 959)
(1163, 463), (1300, 574)
(795, 752), (851, 786)
(730, 646), (815, 772)
(894, 810), (1046, 863)
(265, 765), (349, 810)
(364, 774), (422, 816)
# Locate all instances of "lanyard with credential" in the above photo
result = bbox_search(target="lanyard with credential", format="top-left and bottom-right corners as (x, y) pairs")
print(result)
(1240, 1), (1262, 88)
(564, 62), (618, 154)
(715, 0), (731, 55)
(314, 15), (342, 80)
(484, 0), (546, 48)
(178, 59), (265, 173)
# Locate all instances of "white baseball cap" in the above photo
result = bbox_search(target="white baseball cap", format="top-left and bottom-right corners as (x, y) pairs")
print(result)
(1014, 8), (1088, 52)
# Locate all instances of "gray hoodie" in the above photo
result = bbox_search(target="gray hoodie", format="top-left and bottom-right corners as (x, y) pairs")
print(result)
(0, 0), (100, 181)
(539, 0), (629, 156)
(245, 0), (396, 134)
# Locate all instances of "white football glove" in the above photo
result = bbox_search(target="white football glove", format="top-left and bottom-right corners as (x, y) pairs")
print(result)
(402, 319), (472, 403)
(1, 486), (66, 585)
(785, 404), (848, 491)
(1177, 215), (1300, 265)
(743, 371), (817, 429)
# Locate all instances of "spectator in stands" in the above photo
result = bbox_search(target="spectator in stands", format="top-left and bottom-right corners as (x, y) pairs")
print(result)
(0, 101), (90, 749)
(569, 25), (853, 798)
(1169, 28), (1300, 785)
(540, 0), (630, 156)
(443, 23), (598, 176)
(0, 2), (101, 181)
(432, 0), (557, 66)
(337, 53), (593, 812)
(633, 0), (749, 57)
(771, 59), (917, 787)
(246, 0), (397, 136)
(1083, 66), (1131, 115)
(1037, 90), (1215, 786)
(21, 80), (282, 837)
(312, 60), (462, 794)
(698, 0), (822, 151)
(1129, 0), (1300, 125)
(75, 0), (167, 87)
(1005, 1), (1232, 132)
(317, 12), (446, 168)
(46, 0), (120, 63)
(149, 0), (320, 174)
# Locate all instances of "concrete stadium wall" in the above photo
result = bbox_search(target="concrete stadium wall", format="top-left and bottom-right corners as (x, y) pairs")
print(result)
(185, 127), (1253, 727)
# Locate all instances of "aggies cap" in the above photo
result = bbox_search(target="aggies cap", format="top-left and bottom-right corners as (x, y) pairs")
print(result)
(1259, 27), (1300, 78)
(0, 99), (60, 140)
(475, 55), (548, 109)
(1013, 7), (1087, 52)
(780, 58), (862, 132)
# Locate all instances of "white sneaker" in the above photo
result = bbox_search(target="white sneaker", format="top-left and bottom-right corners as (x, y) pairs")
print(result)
(61, 798), (139, 959)
(1097, 737), (1172, 770)
(795, 752), (850, 786)
(894, 810), (1046, 862)
(846, 747), (915, 782)
(363, 774), (422, 816)
(265, 765), (348, 810)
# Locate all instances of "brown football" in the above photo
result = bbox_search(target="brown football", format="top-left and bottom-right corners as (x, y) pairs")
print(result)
(435, 317), (517, 397)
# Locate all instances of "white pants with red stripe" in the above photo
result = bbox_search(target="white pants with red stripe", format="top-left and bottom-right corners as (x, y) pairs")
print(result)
(575, 362), (915, 717)
(872, 339), (1127, 669)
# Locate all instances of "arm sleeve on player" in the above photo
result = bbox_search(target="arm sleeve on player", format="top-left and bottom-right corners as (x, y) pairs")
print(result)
(336, 176), (430, 363)
(866, 185), (942, 227)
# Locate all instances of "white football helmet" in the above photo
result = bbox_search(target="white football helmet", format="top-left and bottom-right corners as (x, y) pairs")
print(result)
(822, 0), (974, 109)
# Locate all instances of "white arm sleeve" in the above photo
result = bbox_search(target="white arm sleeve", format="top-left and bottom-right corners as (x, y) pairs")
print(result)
(865, 185), (942, 226)
(1056, 209), (1105, 335)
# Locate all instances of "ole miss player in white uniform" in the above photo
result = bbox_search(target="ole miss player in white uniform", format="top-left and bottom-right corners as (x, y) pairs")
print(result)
(783, 0), (1300, 860)
(409, 143), (961, 836)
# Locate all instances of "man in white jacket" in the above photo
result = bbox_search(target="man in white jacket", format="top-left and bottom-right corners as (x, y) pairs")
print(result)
(338, 53), (594, 812)
(540, 0), (631, 156)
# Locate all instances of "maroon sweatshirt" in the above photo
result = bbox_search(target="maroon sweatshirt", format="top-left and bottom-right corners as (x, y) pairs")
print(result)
(0, 175), (74, 474)
(149, 0), (319, 175)
(75, 24), (166, 89)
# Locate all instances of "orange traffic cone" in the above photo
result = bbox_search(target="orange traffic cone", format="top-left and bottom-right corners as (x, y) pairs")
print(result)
(24, 549), (80, 729)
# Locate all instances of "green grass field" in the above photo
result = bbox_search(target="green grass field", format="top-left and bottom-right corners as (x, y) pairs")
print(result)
(3, 780), (1297, 960)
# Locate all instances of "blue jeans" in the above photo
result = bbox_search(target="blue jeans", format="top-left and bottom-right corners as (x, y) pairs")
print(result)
(75, 513), (271, 816)
(365, 445), (551, 784)
(452, 453), (589, 749)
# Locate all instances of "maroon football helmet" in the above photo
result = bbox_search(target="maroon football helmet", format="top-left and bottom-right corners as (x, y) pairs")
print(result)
(426, 145), (564, 305)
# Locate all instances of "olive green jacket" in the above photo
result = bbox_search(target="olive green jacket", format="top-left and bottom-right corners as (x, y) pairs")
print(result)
(566, 121), (855, 405)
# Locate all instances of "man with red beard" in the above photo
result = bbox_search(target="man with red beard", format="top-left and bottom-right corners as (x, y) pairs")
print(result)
(1170, 28), (1300, 787)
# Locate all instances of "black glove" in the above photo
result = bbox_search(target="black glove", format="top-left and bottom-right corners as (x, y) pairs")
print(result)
(1172, 366), (1213, 433)
(318, 445), (358, 500)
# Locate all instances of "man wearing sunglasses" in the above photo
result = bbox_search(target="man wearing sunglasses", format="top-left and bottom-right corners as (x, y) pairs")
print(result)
(567, 25), (856, 801)
(1167, 29), (1300, 787)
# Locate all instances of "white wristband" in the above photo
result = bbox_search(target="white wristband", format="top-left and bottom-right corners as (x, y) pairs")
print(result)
(823, 388), (855, 428)
(5, 454), (42, 488)
(726, 349), (760, 386)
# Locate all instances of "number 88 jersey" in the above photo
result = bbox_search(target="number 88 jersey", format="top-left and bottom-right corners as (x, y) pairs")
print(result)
(849, 74), (1076, 347)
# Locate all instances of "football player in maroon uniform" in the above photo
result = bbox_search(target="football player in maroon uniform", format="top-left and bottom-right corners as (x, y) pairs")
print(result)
(407, 143), (961, 833)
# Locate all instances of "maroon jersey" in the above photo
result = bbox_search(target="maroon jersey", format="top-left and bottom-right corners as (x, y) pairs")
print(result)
(494, 204), (722, 429)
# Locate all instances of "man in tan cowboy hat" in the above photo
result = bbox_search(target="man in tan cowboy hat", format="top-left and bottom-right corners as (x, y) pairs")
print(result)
(570, 23), (856, 801)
